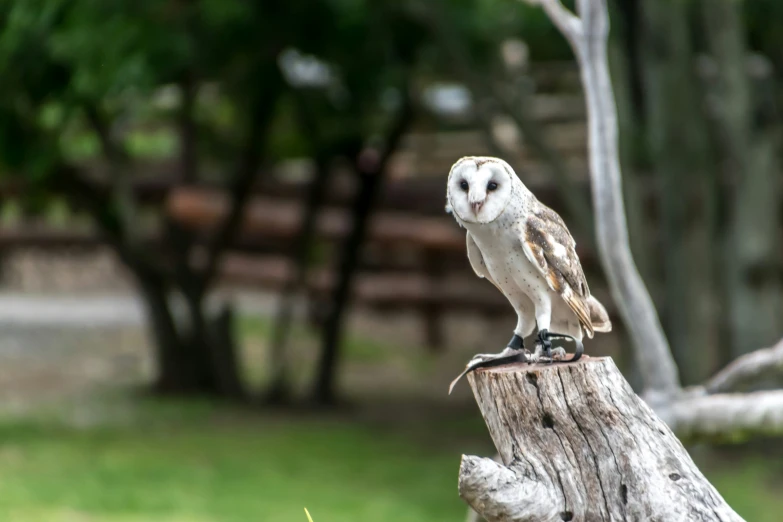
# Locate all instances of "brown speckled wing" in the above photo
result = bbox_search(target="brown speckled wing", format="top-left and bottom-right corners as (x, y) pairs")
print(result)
(521, 205), (594, 337)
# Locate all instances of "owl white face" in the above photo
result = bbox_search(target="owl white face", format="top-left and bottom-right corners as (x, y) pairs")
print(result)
(447, 157), (514, 224)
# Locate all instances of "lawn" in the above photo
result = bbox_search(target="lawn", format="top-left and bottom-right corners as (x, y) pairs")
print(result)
(0, 398), (488, 522)
(0, 396), (782, 522)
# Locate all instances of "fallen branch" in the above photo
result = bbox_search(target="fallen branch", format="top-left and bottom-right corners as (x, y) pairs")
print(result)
(705, 338), (783, 394)
(662, 389), (783, 443)
(460, 456), (559, 521)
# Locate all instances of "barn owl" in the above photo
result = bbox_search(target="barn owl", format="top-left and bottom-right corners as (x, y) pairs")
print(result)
(446, 156), (611, 393)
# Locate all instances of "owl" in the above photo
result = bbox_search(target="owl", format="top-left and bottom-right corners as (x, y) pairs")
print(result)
(446, 156), (611, 393)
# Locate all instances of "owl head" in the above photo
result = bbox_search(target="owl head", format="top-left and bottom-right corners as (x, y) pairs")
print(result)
(446, 156), (516, 224)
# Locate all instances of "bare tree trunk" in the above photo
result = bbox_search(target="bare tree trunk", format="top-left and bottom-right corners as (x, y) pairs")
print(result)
(178, 283), (247, 400)
(459, 360), (743, 521)
(701, 0), (783, 360)
(311, 93), (414, 404)
(137, 273), (197, 393)
(526, 0), (680, 395)
(266, 156), (331, 403)
(312, 163), (382, 404)
(724, 129), (783, 358)
(638, 0), (718, 384)
(207, 302), (246, 400)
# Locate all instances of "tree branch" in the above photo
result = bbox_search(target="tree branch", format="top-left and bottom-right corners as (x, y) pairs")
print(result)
(83, 103), (140, 247)
(459, 456), (560, 522)
(530, 0), (583, 45)
(199, 72), (283, 286)
(51, 164), (163, 280)
(83, 104), (126, 163)
(178, 71), (199, 183)
(523, 0), (680, 395)
(705, 338), (783, 394)
(663, 389), (783, 443)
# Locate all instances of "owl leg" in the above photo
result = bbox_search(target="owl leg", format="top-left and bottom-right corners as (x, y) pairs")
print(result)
(531, 299), (554, 362)
(531, 299), (584, 363)
(464, 310), (531, 363)
(514, 310), (537, 357)
(533, 331), (584, 364)
(448, 348), (527, 395)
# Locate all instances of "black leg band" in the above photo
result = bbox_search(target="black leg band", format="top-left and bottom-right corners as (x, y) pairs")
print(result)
(507, 334), (524, 350)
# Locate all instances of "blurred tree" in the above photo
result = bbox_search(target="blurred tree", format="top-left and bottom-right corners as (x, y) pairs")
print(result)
(636, 0), (718, 384)
(700, 0), (783, 361)
(3, 0), (781, 403)
(0, 0), (331, 399)
(266, 1), (424, 404)
(0, 0), (445, 405)
(615, 0), (783, 380)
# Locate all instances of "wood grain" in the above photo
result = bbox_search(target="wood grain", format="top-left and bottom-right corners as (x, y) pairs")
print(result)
(459, 358), (744, 521)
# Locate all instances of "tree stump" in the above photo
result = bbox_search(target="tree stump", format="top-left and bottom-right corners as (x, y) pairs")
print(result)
(458, 357), (744, 521)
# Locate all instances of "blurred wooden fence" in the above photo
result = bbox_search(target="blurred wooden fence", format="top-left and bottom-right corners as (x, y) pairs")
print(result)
(0, 63), (646, 349)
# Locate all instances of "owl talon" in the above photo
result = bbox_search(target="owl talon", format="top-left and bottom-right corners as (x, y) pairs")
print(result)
(528, 342), (542, 363)
(467, 354), (495, 367)
(448, 346), (528, 395)
(537, 329), (553, 359)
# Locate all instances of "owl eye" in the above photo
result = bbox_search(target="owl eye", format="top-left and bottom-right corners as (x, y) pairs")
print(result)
(487, 181), (498, 191)
(460, 180), (469, 191)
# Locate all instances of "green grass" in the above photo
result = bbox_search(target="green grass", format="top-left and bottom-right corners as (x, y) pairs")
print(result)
(697, 448), (783, 522)
(0, 399), (478, 522)
(0, 397), (782, 522)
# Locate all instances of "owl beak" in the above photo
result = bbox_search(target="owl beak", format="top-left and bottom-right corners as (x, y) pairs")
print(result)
(471, 200), (484, 215)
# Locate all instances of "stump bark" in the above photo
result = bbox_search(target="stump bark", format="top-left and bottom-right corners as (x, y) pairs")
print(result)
(458, 357), (744, 521)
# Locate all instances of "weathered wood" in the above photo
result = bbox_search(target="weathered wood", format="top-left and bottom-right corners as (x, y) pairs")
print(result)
(705, 338), (783, 394)
(459, 358), (744, 521)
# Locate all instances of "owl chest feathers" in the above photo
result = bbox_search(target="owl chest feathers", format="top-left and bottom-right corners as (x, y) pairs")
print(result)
(463, 212), (551, 308)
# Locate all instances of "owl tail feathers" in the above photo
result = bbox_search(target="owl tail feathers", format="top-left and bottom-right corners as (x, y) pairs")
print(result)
(587, 296), (612, 333)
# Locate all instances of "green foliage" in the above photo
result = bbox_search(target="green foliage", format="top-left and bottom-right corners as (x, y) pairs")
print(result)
(0, 0), (582, 186)
(0, 0), (434, 178)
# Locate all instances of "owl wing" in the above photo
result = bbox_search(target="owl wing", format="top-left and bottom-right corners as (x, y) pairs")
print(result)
(519, 206), (595, 338)
(466, 232), (501, 291)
